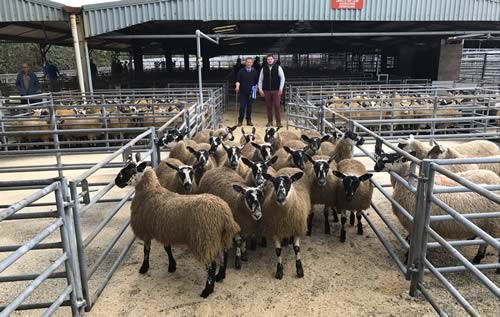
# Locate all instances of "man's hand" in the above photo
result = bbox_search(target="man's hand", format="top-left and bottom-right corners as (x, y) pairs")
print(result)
(278, 89), (283, 96)
(259, 90), (265, 97)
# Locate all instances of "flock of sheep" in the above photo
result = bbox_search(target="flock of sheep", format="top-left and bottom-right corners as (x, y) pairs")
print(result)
(8, 98), (185, 146)
(113, 123), (500, 298)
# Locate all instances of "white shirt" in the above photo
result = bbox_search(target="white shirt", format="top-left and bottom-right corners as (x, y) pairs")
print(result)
(258, 64), (285, 91)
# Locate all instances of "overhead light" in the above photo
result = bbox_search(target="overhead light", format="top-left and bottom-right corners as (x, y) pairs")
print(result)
(212, 24), (238, 33)
(227, 41), (245, 46)
(224, 37), (242, 41)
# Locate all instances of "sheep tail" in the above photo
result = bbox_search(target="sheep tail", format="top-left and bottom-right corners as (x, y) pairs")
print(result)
(221, 216), (241, 249)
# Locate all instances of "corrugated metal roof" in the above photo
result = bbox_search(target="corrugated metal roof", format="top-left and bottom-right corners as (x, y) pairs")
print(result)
(0, 0), (66, 22)
(83, 0), (500, 37)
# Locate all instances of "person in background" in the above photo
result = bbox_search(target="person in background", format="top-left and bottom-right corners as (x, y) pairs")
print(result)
(124, 61), (129, 72)
(258, 54), (285, 128)
(15, 63), (39, 104)
(235, 57), (259, 127)
(43, 61), (60, 92)
(252, 56), (261, 72)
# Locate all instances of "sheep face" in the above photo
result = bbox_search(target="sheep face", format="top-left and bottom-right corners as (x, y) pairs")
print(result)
(209, 136), (222, 153)
(396, 134), (416, 153)
(233, 185), (264, 221)
(251, 142), (273, 161)
(241, 127), (257, 144)
(223, 126), (237, 141)
(333, 171), (373, 202)
(426, 142), (447, 159)
(344, 131), (365, 146)
(264, 127), (280, 144)
(115, 161), (148, 188)
(158, 129), (185, 149)
(283, 146), (306, 170)
(187, 147), (210, 170)
(263, 172), (303, 206)
(301, 134), (331, 153)
(223, 143), (243, 168)
(242, 156), (278, 186)
(166, 162), (195, 193)
(374, 152), (414, 173)
(31, 108), (50, 117)
(306, 155), (334, 187)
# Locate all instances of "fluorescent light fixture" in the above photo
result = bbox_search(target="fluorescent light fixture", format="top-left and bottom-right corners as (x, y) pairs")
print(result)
(227, 41), (245, 46)
(212, 24), (238, 33)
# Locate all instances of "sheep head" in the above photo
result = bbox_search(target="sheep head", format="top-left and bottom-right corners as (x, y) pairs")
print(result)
(233, 184), (264, 221)
(333, 171), (373, 202)
(263, 172), (303, 206)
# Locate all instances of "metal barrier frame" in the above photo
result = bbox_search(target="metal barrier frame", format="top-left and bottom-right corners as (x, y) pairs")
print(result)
(287, 94), (500, 316)
(0, 179), (84, 316)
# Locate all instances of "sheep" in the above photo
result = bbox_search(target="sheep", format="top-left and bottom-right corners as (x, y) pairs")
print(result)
(374, 151), (500, 268)
(273, 145), (308, 171)
(264, 127), (301, 151)
(303, 154), (338, 235)
(240, 127), (263, 145)
(186, 146), (218, 184)
(427, 143), (500, 175)
(262, 168), (311, 279)
(332, 159), (374, 242)
(301, 134), (331, 156)
(221, 142), (248, 177)
(331, 131), (365, 163)
(241, 156), (278, 187)
(192, 126), (237, 143)
(198, 167), (264, 269)
(242, 142), (274, 162)
(318, 133), (337, 157)
(13, 109), (51, 146)
(396, 135), (433, 160)
(114, 156), (240, 298)
(156, 158), (197, 194)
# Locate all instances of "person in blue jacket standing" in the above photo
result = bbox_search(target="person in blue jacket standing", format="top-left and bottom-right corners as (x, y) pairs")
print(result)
(16, 63), (39, 104)
(235, 57), (259, 126)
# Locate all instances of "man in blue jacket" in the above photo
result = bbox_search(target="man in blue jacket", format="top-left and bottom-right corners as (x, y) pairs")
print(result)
(235, 57), (259, 126)
(16, 63), (39, 103)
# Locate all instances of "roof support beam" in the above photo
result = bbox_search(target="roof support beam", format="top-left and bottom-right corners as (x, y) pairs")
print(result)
(96, 30), (500, 40)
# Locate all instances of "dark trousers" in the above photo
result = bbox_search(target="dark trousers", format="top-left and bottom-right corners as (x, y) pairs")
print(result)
(239, 92), (253, 121)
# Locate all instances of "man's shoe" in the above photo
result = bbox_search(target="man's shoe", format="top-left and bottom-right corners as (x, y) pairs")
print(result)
(237, 119), (243, 127)
(247, 119), (254, 126)
(276, 122), (283, 128)
(266, 121), (273, 127)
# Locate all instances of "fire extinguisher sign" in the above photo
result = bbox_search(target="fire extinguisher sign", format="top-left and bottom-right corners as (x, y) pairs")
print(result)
(332, 0), (364, 10)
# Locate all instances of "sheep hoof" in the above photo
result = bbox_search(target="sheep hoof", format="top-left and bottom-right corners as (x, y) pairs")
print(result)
(235, 257), (242, 270)
(260, 237), (267, 248)
(139, 263), (149, 274)
(241, 251), (248, 262)
(275, 263), (284, 280)
(200, 288), (213, 298)
(340, 230), (346, 243)
(215, 271), (226, 282)
(168, 264), (176, 273)
(296, 260), (304, 278)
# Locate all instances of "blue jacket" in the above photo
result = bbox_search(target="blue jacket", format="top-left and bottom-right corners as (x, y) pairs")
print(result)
(16, 72), (39, 96)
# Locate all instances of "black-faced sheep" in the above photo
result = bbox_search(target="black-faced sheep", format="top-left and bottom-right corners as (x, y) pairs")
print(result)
(273, 145), (308, 171)
(264, 127), (301, 152)
(156, 158), (197, 194)
(332, 159), (373, 242)
(332, 131), (365, 163)
(262, 168), (312, 279)
(198, 166), (264, 269)
(114, 158), (240, 298)
(192, 126), (237, 143)
(241, 157), (278, 187)
(240, 127), (263, 145)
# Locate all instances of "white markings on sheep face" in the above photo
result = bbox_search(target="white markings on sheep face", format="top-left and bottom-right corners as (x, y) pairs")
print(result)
(209, 137), (222, 152)
(177, 166), (194, 193)
(264, 128), (277, 144)
(223, 144), (242, 169)
(233, 185), (264, 221)
(284, 147), (306, 170)
(115, 161), (148, 188)
(253, 163), (266, 186)
(266, 172), (304, 206)
(313, 160), (329, 186)
(333, 171), (372, 202)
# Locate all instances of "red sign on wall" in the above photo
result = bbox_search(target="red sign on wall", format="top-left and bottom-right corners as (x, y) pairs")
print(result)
(332, 0), (364, 10)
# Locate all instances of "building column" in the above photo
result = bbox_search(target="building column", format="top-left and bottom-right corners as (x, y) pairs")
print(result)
(202, 55), (210, 71)
(164, 51), (173, 72)
(437, 40), (463, 81)
(184, 53), (190, 72)
(133, 46), (144, 74)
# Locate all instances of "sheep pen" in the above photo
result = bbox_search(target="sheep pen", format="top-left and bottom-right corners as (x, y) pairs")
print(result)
(1, 87), (500, 316)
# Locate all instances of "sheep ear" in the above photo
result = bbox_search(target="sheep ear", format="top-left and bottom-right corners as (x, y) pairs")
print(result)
(327, 155), (336, 164)
(251, 142), (260, 149)
(186, 146), (197, 154)
(290, 172), (304, 183)
(359, 174), (373, 182)
(241, 157), (254, 167)
(209, 131), (214, 137)
(267, 156), (278, 166)
(262, 173), (274, 181)
(431, 139), (439, 146)
(241, 127), (245, 134)
(283, 146), (292, 154)
(228, 125), (237, 132)
(409, 134), (415, 141)
(301, 135), (310, 143)
(252, 127), (256, 134)
(165, 162), (179, 171)
(232, 184), (246, 194)
(135, 152), (141, 162)
(320, 135), (330, 143)
(222, 142), (229, 151)
(137, 162), (148, 173)
(332, 171), (345, 179)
